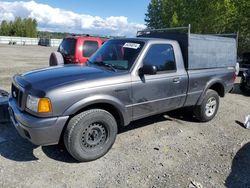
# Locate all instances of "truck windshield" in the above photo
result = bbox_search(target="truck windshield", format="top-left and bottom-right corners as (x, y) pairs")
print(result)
(58, 38), (76, 56)
(88, 39), (144, 71)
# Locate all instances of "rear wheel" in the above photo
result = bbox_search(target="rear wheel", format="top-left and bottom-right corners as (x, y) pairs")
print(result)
(64, 109), (117, 162)
(194, 89), (220, 122)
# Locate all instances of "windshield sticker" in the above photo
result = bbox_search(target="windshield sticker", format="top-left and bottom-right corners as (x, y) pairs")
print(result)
(123, 43), (140, 49)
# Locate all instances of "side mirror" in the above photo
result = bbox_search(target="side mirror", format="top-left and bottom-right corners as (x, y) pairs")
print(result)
(139, 64), (157, 75)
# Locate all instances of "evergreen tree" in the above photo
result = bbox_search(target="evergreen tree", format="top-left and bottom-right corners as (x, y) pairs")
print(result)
(13, 17), (24, 36)
(0, 20), (10, 36)
(145, 0), (250, 53)
(145, 0), (164, 29)
(0, 17), (38, 38)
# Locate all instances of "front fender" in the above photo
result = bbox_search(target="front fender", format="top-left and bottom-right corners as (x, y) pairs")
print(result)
(62, 95), (131, 126)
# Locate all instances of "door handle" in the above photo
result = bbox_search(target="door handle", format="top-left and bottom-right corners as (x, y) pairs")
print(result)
(173, 77), (180, 83)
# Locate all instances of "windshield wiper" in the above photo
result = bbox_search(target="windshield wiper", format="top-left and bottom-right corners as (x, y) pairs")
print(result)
(92, 61), (117, 72)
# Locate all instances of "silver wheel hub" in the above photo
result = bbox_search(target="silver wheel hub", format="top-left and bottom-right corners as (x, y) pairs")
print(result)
(205, 97), (217, 117)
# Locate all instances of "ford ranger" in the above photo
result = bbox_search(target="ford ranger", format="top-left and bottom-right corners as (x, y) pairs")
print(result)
(9, 27), (237, 161)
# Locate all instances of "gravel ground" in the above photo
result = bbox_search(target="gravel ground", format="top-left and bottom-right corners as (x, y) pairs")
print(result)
(0, 44), (57, 92)
(0, 44), (250, 188)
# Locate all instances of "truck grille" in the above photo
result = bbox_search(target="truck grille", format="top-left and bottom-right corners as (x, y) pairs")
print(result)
(11, 84), (23, 108)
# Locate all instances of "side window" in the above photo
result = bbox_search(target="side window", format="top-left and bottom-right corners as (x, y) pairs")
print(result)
(143, 44), (176, 73)
(83, 40), (99, 57)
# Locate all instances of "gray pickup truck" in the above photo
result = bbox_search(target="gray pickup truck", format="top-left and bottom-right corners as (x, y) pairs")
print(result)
(9, 28), (237, 161)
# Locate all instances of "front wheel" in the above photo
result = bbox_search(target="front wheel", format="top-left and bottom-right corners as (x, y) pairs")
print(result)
(194, 89), (220, 122)
(64, 109), (117, 162)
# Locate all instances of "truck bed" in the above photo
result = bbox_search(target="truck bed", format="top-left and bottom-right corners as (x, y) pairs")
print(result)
(184, 67), (235, 107)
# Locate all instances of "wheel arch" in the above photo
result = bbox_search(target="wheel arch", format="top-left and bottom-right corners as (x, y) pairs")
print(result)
(197, 79), (225, 105)
(63, 95), (131, 127)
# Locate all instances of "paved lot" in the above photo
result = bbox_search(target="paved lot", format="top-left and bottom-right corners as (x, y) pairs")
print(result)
(0, 44), (57, 92)
(0, 44), (250, 188)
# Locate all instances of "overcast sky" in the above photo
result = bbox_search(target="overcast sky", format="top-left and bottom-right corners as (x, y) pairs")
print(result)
(0, 0), (150, 36)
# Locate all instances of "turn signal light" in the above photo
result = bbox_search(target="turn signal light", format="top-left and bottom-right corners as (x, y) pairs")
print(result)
(38, 98), (52, 113)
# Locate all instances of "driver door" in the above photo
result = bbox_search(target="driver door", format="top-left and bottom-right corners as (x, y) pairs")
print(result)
(131, 43), (188, 120)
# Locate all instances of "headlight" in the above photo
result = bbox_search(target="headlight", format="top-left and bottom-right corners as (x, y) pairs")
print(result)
(26, 95), (52, 113)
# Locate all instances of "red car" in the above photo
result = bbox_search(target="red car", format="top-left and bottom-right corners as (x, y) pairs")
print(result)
(50, 35), (107, 66)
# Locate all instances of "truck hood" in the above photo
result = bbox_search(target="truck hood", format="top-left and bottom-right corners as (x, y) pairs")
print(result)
(18, 65), (118, 91)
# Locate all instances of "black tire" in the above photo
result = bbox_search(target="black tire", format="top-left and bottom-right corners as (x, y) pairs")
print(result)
(49, 52), (64, 66)
(64, 109), (117, 162)
(240, 78), (247, 92)
(240, 84), (246, 92)
(194, 89), (220, 122)
(229, 86), (234, 93)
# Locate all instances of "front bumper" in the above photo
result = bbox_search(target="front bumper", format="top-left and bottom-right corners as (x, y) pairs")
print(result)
(8, 97), (69, 146)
